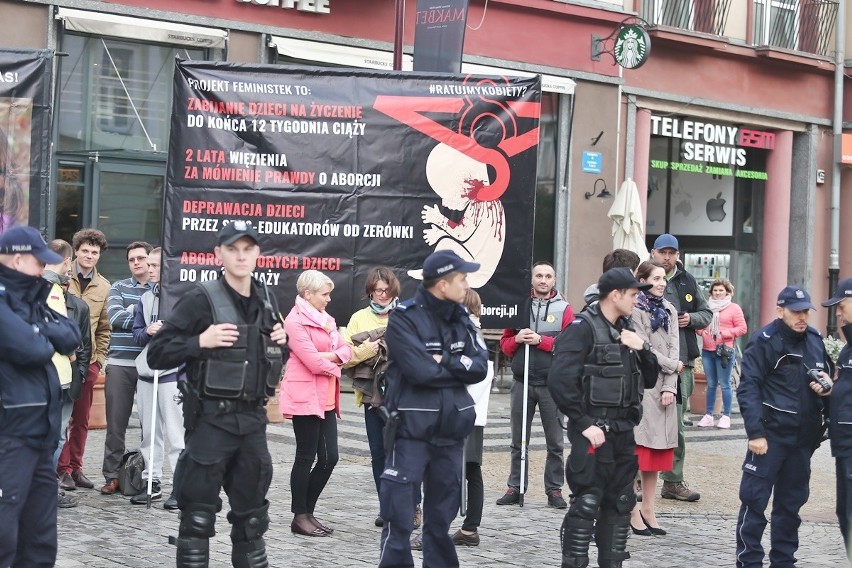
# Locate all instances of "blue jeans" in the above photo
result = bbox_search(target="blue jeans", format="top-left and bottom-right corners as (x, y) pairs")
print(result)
(364, 405), (385, 494)
(702, 350), (733, 417)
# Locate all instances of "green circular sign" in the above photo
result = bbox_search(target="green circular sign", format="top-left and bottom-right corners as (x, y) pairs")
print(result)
(614, 25), (651, 70)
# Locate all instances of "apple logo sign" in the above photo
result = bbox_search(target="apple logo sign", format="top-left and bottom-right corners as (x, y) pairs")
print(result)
(706, 192), (726, 222)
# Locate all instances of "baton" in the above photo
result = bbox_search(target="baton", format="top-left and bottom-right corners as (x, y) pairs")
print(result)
(519, 343), (530, 507)
(146, 369), (160, 509)
(460, 441), (467, 517)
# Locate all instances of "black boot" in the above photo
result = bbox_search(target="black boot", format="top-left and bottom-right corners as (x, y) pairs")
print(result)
(172, 536), (209, 568)
(232, 538), (268, 568)
(594, 513), (631, 568)
(560, 513), (595, 568)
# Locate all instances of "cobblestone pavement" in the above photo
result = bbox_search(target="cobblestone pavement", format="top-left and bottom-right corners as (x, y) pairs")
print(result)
(56, 384), (849, 567)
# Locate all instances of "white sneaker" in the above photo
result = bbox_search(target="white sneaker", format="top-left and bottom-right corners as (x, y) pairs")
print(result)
(697, 414), (715, 428)
(717, 415), (731, 429)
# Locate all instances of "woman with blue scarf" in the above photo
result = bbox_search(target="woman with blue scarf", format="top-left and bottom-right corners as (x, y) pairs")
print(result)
(630, 260), (681, 537)
(343, 267), (417, 528)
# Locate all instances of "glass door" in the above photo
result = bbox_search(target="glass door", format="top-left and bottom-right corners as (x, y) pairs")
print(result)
(92, 162), (165, 281)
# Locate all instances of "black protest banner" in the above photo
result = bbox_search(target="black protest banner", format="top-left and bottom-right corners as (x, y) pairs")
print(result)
(413, 0), (470, 73)
(163, 61), (539, 327)
(0, 49), (52, 234)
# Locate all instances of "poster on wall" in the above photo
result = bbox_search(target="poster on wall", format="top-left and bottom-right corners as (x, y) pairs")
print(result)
(162, 60), (541, 327)
(0, 49), (52, 235)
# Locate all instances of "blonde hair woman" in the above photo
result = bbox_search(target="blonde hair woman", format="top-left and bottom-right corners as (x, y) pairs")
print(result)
(280, 270), (352, 537)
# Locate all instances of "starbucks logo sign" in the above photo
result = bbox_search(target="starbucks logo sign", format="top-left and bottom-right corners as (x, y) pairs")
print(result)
(614, 25), (650, 69)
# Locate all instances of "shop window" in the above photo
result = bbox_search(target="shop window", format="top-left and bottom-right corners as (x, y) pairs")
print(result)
(97, 47), (133, 135)
(57, 35), (208, 154)
(93, 166), (165, 281)
(55, 164), (86, 243)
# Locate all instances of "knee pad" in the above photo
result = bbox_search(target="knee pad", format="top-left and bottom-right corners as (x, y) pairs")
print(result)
(232, 538), (268, 568)
(567, 490), (601, 520)
(179, 504), (218, 539)
(171, 536), (209, 568)
(614, 482), (637, 515)
(229, 501), (270, 543)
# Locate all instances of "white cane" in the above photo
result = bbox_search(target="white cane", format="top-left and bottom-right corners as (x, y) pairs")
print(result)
(146, 369), (160, 509)
(519, 343), (530, 507)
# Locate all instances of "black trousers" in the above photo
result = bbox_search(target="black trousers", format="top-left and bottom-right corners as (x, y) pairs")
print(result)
(566, 428), (638, 516)
(290, 411), (339, 515)
(0, 437), (57, 567)
(173, 418), (272, 540)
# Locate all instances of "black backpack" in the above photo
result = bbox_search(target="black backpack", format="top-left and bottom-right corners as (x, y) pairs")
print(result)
(118, 450), (145, 496)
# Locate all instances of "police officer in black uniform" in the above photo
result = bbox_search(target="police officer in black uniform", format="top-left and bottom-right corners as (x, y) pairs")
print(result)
(378, 250), (490, 568)
(822, 278), (852, 559)
(735, 286), (832, 568)
(548, 268), (659, 568)
(147, 221), (288, 568)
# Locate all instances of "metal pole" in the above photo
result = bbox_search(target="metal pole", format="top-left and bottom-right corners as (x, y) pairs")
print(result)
(519, 344), (530, 507)
(146, 370), (160, 509)
(393, 0), (405, 71)
(828, 0), (845, 337)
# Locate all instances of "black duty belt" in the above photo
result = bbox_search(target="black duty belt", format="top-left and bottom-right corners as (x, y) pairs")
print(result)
(200, 399), (264, 414)
(586, 406), (632, 420)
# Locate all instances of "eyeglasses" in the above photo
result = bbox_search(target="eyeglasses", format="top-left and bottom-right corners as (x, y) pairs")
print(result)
(372, 288), (390, 297)
(128, 256), (148, 263)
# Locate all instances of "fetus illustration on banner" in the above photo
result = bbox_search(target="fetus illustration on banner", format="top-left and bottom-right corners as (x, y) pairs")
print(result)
(416, 142), (504, 288)
(373, 77), (540, 288)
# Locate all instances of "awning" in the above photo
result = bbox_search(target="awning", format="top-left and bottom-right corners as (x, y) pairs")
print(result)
(56, 8), (228, 49)
(270, 36), (575, 95)
(270, 36), (413, 71)
(462, 62), (575, 95)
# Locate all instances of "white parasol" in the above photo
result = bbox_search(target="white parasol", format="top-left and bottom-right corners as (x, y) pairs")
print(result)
(607, 178), (648, 258)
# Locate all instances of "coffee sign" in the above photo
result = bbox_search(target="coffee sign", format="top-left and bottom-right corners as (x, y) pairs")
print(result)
(614, 25), (650, 69)
(235, 0), (331, 13)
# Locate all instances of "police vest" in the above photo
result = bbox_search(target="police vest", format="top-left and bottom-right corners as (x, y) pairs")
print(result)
(198, 280), (283, 401)
(577, 305), (642, 415)
(510, 294), (569, 384)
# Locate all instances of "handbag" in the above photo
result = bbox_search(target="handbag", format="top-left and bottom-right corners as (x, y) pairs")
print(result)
(716, 344), (735, 369)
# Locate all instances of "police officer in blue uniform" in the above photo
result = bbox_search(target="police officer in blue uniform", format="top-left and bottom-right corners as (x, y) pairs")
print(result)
(820, 278), (852, 559)
(548, 268), (659, 568)
(378, 250), (489, 568)
(147, 222), (288, 568)
(735, 286), (832, 568)
(0, 226), (81, 567)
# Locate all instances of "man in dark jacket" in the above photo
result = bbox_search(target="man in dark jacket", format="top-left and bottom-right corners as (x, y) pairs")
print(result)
(45, 239), (91, 508)
(497, 261), (574, 508)
(651, 233), (711, 502)
(820, 278), (852, 559)
(378, 250), (489, 568)
(548, 268), (658, 568)
(0, 226), (81, 567)
(735, 286), (832, 568)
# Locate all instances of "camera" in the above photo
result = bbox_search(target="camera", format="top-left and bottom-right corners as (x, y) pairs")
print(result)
(807, 369), (833, 393)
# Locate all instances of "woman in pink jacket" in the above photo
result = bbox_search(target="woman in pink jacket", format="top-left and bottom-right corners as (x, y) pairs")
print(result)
(696, 278), (747, 429)
(280, 270), (352, 537)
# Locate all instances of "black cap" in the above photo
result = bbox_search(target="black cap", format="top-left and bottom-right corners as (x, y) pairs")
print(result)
(776, 285), (815, 311)
(422, 250), (480, 279)
(821, 278), (852, 307)
(0, 226), (62, 264)
(217, 220), (259, 246)
(598, 267), (652, 295)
